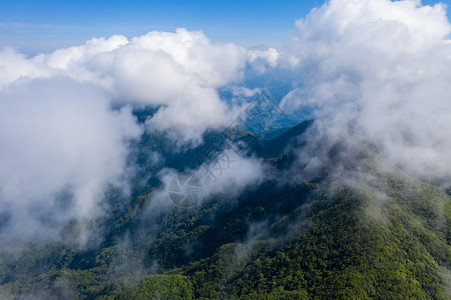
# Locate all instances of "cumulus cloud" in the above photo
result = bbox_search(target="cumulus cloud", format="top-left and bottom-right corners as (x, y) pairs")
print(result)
(248, 48), (280, 73)
(0, 48), (53, 88)
(4, 0), (451, 250)
(0, 28), (248, 141)
(228, 87), (262, 98)
(0, 28), (251, 246)
(281, 0), (451, 185)
(0, 78), (142, 244)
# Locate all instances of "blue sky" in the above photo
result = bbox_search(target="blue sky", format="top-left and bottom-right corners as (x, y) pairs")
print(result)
(0, 0), (449, 54)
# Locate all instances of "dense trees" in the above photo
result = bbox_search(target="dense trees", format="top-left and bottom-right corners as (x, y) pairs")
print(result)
(1, 121), (451, 299)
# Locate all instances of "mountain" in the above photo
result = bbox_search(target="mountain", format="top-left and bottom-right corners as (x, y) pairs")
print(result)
(1, 119), (451, 299)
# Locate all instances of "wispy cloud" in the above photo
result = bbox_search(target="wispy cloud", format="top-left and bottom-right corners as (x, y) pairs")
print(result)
(0, 28), (251, 245)
(279, 0), (451, 185)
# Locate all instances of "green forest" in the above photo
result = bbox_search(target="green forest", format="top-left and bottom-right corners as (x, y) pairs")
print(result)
(1, 120), (451, 299)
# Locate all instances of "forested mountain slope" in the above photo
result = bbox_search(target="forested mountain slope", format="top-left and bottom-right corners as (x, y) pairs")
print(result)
(1, 120), (450, 299)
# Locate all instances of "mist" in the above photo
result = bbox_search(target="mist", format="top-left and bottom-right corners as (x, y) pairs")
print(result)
(0, 78), (141, 245)
(278, 0), (451, 188)
(0, 28), (261, 248)
(1, 1), (451, 298)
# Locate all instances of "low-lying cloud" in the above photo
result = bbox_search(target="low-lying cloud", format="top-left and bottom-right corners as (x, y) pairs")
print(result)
(149, 150), (265, 216)
(0, 28), (248, 141)
(2, 0), (451, 250)
(280, 0), (451, 185)
(0, 28), (252, 246)
(0, 78), (142, 244)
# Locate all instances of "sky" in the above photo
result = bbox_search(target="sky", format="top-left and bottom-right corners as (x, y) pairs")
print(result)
(1, 0), (451, 245)
(2, 0), (446, 54)
(0, 0), (323, 54)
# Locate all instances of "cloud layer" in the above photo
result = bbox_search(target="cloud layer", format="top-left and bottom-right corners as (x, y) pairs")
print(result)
(0, 28), (248, 140)
(281, 0), (451, 184)
(0, 28), (249, 244)
(0, 78), (142, 243)
(2, 0), (451, 247)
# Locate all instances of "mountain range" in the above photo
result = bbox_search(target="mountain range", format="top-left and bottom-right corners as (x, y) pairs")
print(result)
(1, 114), (450, 299)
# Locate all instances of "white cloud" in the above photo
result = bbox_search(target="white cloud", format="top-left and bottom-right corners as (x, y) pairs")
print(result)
(199, 150), (265, 198)
(228, 87), (262, 98)
(45, 35), (129, 70)
(248, 48), (280, 73)
(282, 0), (451, 183)
(0, 48), (52, 89)
(0, 78), (142, 243)
(0, 28), (248, 141)
(152, 150), (265, 211)
(0, 28), (251, 244)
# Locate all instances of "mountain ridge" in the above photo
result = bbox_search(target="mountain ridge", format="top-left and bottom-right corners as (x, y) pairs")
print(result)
(1, 119), (451, 299)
